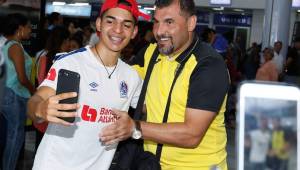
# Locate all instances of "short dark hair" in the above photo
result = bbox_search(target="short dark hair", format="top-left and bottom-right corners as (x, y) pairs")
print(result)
(274, 41), (282, 46)
(100, 0), (137, 24)
(3, 13), (29, 36)
(48, 12), (61, 25)
(154, 0), (196, 17)
(201, 28), (216, 42)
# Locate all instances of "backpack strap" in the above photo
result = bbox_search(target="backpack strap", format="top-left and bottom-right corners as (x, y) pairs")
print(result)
(156, 36), (200, 159)
(133, 47), (159, 120)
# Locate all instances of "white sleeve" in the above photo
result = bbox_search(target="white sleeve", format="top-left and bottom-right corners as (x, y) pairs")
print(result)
(38, 59), (69, 91)
(130, 77), (143, 109)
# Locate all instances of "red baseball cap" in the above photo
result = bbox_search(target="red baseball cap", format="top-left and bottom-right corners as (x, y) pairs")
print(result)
(100, 0), (151, 21)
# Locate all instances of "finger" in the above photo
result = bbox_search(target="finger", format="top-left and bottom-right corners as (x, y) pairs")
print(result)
(53, 103), (80, 111)
(56, 111), (77, 118)
(101, 134), (119, 144)
(104, 138), (120, 146)
(48, 116), (74, 126)
(53, 92), (77, 101)
(100, 124), (118, 137)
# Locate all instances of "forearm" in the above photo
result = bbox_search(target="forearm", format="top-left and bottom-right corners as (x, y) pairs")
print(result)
(141, 121), (205, 148)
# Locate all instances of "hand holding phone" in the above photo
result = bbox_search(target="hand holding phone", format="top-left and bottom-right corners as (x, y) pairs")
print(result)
(237, 82), (300, 170)
(56, 69), (80, 123)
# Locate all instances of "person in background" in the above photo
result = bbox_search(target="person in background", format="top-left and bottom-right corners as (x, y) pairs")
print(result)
(242, 42), (260, 80)
(69, 31), (84, 51)
(201, 27), (228, 58)
(285, 37), (300, 77)
(201, 27), (216, 44)
(82, 25), (94, 46)
(47, 12), (63, 30)
(1, 13), (35, 170)
(255, 47), (278, 81)
(67, 20), (81, 36)
(36, 26), (70, 85)
(132, 21), (154, 56)
(272, 41), (284, 74)
(27, 0), (149, 169)
(100, 0), (229, 169)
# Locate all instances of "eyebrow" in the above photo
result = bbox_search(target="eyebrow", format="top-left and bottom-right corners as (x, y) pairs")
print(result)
(153, 17), (174, 23)
(105, 15), (134, 24)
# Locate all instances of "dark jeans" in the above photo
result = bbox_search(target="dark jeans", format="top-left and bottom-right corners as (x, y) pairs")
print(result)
(1, 87), (28, 170)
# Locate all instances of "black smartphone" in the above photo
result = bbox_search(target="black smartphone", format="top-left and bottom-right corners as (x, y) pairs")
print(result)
(56, 69), (80, 123)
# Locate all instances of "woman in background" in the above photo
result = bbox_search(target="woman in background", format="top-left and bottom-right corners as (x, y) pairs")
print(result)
(1, 13), (35, 170)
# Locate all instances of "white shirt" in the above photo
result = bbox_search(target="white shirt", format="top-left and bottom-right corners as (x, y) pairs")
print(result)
(272, 52), (284, 73)
(249, 129), (271, 163)
(33, 46), (142, 170)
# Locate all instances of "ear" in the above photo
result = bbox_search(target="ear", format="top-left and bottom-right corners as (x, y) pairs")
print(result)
(131, 26), (138, 39)
(95, 17), (102, 33)
(187, 15), (197, 32)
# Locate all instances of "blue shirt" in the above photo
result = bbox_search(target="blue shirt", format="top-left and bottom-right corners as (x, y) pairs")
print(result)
(2, 40), (32, 98)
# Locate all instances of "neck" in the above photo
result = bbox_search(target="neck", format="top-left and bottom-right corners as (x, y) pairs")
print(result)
(94, 43), (119, 66)
(6, 35), (21, 42)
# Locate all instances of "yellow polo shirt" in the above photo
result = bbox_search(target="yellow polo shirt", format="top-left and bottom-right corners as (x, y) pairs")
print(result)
(132, 37), (229, 170)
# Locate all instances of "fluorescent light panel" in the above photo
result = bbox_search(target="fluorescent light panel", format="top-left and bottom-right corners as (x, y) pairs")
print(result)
(52, 1), (65, 6)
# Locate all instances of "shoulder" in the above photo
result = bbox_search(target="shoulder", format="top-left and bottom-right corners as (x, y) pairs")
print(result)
(119, 60), (142, 83)
(119, 60), (140, 77)
(55, 47), (88, 61)
(193, 41), (224, 62)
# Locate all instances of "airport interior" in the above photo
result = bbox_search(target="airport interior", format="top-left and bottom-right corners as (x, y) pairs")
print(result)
(0, 0), (300, 170)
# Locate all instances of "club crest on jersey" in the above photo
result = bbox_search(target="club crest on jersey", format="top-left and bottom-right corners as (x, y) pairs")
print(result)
(119, 81), (128, 98)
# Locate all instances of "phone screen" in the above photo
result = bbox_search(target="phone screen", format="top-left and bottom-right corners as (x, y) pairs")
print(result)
(238, 82), (300, 170)
(56, 69), (80, 123)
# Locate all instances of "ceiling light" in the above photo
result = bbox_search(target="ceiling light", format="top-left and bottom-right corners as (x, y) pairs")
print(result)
(52, 1), (66, 6)
(233, 9), (244, 12)
(144, 7), (156, 10)
(212, 6), (224, 11)
(69, 3), (89, 6)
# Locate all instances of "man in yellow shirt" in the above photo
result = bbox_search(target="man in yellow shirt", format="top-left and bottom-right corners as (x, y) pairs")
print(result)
(100, 0), (229, 169)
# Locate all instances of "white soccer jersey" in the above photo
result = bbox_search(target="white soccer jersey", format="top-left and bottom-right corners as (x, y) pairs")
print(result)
(33, 46), (142, 170)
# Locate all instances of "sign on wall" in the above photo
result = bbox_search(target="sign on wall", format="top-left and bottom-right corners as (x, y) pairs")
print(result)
(214, 14), (252, 27)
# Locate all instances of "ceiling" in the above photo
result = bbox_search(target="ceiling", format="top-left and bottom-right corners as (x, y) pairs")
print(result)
(46, 0), (267, 10)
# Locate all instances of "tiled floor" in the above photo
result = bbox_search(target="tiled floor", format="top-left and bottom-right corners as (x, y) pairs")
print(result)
(16, 128), (237, 170)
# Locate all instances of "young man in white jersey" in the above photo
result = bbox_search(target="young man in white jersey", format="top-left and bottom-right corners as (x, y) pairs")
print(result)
(27, 0), (149, 169)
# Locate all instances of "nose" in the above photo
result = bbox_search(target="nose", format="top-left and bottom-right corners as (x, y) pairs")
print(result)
(154, 22), (166, 37)
(113, 22), (123, 34)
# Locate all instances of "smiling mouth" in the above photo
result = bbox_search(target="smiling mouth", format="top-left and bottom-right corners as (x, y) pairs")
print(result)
(108, 35), (124, 45)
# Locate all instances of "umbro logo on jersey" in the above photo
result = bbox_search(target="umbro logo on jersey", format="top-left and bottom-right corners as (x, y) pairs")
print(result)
(89, 82), (99, 92)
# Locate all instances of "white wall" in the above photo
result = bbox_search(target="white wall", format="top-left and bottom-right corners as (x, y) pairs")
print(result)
(250, 9), (264, 45)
